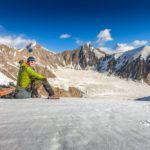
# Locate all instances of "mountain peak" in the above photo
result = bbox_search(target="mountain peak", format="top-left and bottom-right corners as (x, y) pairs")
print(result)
(137, 45), (150, 60)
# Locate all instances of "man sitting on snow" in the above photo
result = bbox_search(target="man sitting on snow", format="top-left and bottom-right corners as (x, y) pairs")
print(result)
(15, 56), (59, 99)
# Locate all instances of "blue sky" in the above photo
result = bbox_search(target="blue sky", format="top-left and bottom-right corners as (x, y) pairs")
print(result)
(0, 0), (150, 52)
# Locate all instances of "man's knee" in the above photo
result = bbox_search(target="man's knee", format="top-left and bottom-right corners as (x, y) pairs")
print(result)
(15, 87), (31, 99)
(32, 80), (44, 89)
(41, 79), (48, 84)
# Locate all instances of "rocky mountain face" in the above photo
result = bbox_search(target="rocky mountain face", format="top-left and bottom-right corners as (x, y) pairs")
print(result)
(0, 44), (57, 81)
(97, 46), (150, 83)
(0, 43), (106, 80)
(0, 43), (106, 97)
(57, 43), (106, 69)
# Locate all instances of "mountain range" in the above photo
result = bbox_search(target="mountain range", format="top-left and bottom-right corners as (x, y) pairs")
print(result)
(0, 43), (106, 80)
(0, 42), (150, 97)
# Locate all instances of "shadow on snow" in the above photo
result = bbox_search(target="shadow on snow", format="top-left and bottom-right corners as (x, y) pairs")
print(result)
(135, 96), (150, 101)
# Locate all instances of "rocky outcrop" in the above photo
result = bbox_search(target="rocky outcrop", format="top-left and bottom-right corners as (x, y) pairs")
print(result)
(57, 43), (106, 69)
(54, 87), (82, 97)
(37, 85), (82, 97)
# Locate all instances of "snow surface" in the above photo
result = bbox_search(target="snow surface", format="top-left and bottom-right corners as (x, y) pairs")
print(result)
(50, 68), (150, 99)
(41, 46), (56, 54)
(117, 46), (150, 64)
(0, 72), (14, 85)
(13, 51), (16, 57)
(6, 62), (19, 69)
(0, 98), (150, 150)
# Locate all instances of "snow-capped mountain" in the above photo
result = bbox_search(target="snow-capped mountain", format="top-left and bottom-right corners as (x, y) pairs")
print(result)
(97, 45), (150, 82)
(1, 42), (150, 84)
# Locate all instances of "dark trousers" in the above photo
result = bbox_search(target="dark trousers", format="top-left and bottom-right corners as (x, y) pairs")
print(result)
(30, 79), (55, 98)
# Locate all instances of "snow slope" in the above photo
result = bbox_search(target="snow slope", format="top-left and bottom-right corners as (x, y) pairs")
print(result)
(49, 68), (150, 99)
(0, 67), (150, 99)
(113, 45), (150, 70)
(0, 98), (150, 150)
(0, 72), (14, 85)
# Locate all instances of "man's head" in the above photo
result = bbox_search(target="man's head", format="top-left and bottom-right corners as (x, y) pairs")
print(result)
(27, 56), (36, 68)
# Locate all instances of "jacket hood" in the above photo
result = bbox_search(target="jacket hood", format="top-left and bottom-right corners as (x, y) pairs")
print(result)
(20, 62), (30, 68)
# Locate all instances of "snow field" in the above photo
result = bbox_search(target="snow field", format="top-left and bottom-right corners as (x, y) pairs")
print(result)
(0, 98), (150, 150)
(49, 68), (150, 99)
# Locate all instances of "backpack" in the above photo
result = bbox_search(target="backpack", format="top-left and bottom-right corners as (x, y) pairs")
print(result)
(0, 85), (16, 98)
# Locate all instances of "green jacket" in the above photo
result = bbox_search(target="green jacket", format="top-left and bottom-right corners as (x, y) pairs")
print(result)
(17, 62), (46, 89)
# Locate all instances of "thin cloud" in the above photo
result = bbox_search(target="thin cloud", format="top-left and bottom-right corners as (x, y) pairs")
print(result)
(75, 39), (84, 45)
(96, 29), (113, 46)
(0, 35), (35, 49)
(59, 34), (71, 39)
(132, 40), (148, 47)
(99, 40), (148, 54)
(99, 47), (114, 54)
(115, 40), (148, 52)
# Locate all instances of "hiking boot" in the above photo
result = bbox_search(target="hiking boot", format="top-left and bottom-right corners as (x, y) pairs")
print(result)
(48, 94), (60, 100)
(31, 94), (41, 98)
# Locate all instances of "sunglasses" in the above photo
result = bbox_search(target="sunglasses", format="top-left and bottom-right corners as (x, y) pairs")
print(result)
(28, 61), (36, 63)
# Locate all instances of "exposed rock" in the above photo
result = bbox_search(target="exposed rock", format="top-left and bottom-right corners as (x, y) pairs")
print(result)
(57, 43), (106, 69)
(37, 85), (82, 97)
(97, 46), (150, 82)
(0, 44), (57, 80)
(54, 87), (82, 97)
